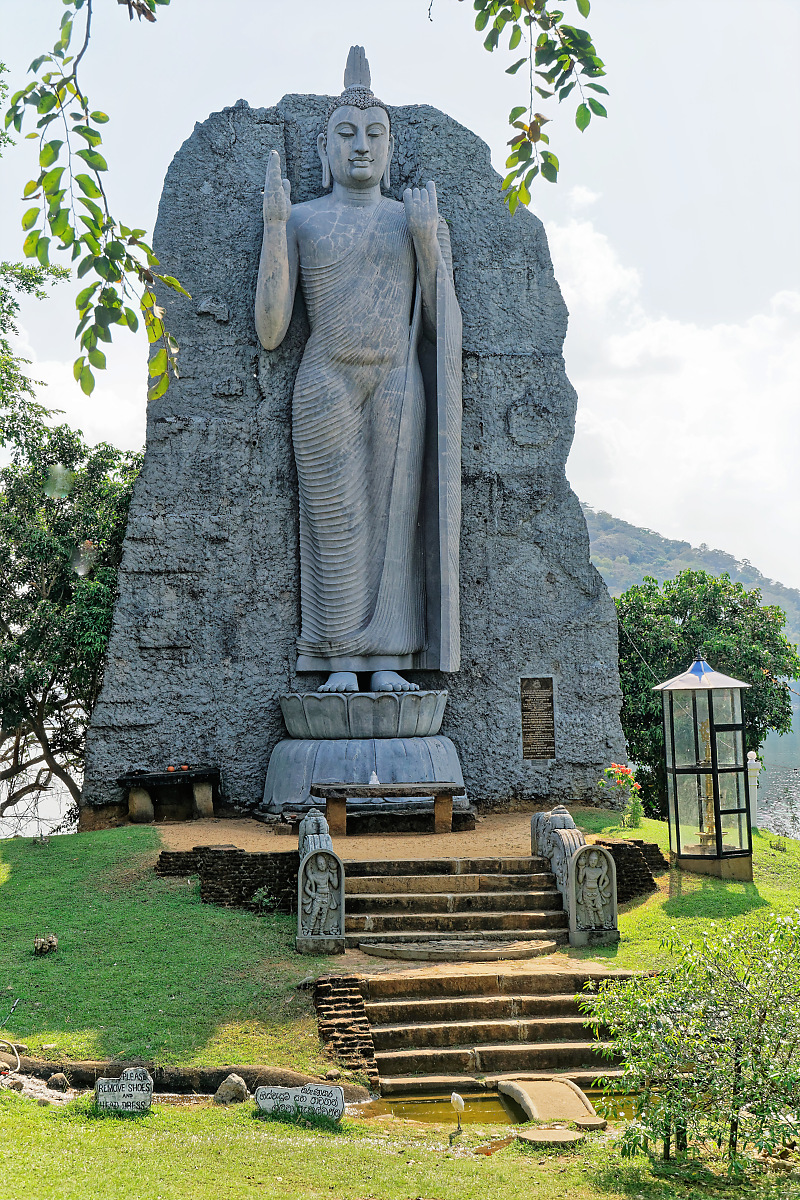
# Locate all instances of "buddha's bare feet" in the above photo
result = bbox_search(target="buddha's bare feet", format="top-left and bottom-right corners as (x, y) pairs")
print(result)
(318, 671), (358, 693)
(370, 671), (419, 693)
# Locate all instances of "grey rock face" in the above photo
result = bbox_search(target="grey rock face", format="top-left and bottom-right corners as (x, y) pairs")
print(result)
(82, 93), (625, 814)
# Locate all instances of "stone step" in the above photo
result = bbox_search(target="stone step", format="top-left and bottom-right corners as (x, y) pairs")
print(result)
(371, 1016), (601, 1051)
(345, 928), (570, 949)
(364, 970), (635, 1000)
(345, 889), (564, 915)
(365, 992), (587, 1025)
(345, 872), (555, 895)
(379, 1069), (624, 1096)
(345, 909), (569, 934)
(375, 1041), (615, 1078)
(343, 857), (548, 878)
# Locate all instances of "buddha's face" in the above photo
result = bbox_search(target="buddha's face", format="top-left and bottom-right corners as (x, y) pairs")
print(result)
(318, 104), (393, 189)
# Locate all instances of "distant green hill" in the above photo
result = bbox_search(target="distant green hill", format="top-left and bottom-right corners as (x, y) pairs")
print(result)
(583, 504), (800, 767)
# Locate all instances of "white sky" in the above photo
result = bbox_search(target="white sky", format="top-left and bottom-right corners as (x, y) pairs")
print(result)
(2, 0), (799, 586)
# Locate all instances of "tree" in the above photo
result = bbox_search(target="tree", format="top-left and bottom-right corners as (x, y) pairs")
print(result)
(0, 410), (140, 829)
(616, 570), (800, 816)
(2, 1), (602, 396)
(585, 914), (800, 1175)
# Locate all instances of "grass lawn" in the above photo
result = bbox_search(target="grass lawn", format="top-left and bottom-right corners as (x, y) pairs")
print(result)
(570, 813), (800, 970)
(0, 1092), (797, 1200)
(0, 827), (332, 1071)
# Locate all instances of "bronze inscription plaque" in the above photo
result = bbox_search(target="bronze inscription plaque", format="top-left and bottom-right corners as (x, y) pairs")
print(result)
(520, 677), (556, 760)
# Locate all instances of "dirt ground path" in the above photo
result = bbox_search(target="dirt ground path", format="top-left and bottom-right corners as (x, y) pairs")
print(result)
(158, 809), (604, 859)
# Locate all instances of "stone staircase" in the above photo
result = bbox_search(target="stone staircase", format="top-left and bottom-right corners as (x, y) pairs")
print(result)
(360, 968), (630, 1096)
(342, 856), (569, 950)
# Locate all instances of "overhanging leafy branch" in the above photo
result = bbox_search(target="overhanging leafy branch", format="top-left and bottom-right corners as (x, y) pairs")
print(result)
(470, 0), (607, 210)
(3, 0), (188, 403)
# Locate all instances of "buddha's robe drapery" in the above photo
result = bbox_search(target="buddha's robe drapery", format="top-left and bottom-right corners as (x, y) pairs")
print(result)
(293, 199), (462, 674)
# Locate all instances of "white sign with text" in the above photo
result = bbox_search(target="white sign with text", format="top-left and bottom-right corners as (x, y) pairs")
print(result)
(254, 1082), (344, 1121)
(95, 1067), (153, 1112)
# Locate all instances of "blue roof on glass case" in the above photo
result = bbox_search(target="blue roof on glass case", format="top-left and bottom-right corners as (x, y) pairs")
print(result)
(652, 653), (751, 692)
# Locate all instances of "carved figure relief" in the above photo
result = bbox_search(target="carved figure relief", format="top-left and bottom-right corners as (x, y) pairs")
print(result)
(254, 45), (462, 696)
(299, 850), (343, 938)
(574, 847), (613, 930)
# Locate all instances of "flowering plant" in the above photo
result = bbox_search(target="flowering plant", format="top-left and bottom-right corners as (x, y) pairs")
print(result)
(597, 763), (643, 827)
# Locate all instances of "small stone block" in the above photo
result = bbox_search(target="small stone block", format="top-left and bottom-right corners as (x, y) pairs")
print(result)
(127, 787), (154, 824)
(325, 796), (347, 837)
(433, 792), (453, 834)
(296, 937), (345, 955)
(517, 1128), (584, 1146)
(192, 780), (214, 819)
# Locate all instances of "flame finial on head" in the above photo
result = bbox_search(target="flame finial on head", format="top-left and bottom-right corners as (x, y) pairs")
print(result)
(325, 45), (388, 125)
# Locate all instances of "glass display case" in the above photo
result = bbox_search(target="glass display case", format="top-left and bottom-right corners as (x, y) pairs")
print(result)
(654, 653), (753, 881)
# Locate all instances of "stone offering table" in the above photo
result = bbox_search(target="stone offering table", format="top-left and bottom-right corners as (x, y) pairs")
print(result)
(310, 782), (465, 836)
(117, 766), (220, 824)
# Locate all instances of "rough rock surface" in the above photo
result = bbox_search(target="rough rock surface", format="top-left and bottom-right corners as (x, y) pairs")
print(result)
(82, 92), (625, 815)
(213, 1072), (250, 1104)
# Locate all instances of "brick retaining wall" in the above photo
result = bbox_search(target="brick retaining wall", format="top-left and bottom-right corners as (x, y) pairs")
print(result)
(312, 974), (378, 1091)
(155, 849), (199, 876)
(629, 838), (669, 874)
(154, 845), (299, 913)
(594, 838), (658, 904)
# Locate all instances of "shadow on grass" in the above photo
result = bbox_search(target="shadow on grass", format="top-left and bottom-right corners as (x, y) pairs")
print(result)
(662, 872), (769, 919)
(0, 827), (334, 1069)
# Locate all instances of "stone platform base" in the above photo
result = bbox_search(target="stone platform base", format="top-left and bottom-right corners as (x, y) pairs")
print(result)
(296, 937), (345, 955)
(259, 735), (464, 817)
(674, 853), (753, 881)
(272, 800), (476, 835)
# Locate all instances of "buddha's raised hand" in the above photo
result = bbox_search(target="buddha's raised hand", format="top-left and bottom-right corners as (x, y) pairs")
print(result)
(263, 150), (291, 225)
(403, 181), (439, 250)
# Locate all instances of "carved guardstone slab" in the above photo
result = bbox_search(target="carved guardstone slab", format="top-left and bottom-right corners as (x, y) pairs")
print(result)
(95, 1067), (153, 1112)
(255, 1082), (345, 1121)
(521, 677), (556, 760)
(297, 845), (345, 954)
(567, 844), (619, 947)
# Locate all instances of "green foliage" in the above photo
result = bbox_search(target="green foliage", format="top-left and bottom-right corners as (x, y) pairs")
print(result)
(471, 0), (607, 210)
(0, 409), (140, 818)
(615, 570), (800, 816)
(0, 258), (68, 453)
(585, 913), (800, 1173)
(597, 763), (644, 827)
(2, 7), (186, 402)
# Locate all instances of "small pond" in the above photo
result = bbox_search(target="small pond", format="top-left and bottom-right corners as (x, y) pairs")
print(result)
(362, 1090), (636, 1124)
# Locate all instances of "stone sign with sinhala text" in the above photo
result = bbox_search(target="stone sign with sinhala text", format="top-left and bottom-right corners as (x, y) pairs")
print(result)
(254, 1082), (345, 1121)
(95, 1067), (154, 1112)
